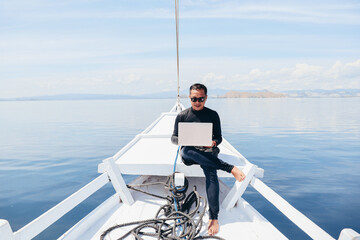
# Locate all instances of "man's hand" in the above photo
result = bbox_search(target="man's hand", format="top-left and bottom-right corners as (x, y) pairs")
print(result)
(205, 141), (217, 148)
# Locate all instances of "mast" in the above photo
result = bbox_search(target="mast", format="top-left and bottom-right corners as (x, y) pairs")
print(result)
(175, 0), (182, 111)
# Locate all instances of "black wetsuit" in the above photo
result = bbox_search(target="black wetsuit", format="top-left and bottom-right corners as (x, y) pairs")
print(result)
(171, 107), (234, 220)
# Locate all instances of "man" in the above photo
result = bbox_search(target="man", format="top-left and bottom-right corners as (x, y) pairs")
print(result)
(171, 83), (246, 236)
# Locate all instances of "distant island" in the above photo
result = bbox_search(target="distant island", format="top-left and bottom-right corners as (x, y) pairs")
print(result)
(219, 91), (286, 98)
(0, 89), (359, 101)
(200, 89), (360, 98)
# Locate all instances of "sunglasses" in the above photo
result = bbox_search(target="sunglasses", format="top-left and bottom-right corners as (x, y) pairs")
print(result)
(190, 97), (206, 102)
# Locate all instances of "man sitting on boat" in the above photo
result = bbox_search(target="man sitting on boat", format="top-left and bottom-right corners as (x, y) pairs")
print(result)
(171, 83), (246, 236)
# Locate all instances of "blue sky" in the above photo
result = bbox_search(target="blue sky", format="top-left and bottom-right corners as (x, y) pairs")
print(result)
(1, 0), (359, 97)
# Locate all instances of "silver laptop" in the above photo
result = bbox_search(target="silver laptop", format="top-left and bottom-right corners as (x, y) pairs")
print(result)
(178, 122), (213, 146)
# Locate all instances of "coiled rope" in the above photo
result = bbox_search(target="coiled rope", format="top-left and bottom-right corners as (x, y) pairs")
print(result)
(100, 172), (225, 240)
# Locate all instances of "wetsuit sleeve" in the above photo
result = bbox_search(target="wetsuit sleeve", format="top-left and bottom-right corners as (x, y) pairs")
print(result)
(171, 114), (181, 145)
(213, 112), (222, 146)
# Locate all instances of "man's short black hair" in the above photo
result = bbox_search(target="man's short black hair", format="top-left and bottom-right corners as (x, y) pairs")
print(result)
(189, 83), (207, 95)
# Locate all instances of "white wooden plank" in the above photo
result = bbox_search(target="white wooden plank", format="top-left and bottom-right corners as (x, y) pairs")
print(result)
(338, 229), (360, 240)
(102, 157), (134, 205)
(221, 138), (248, 164)
(113, 134), (142, 160)
(141, 113), (168, 134)
(250, 177), (335, 240)
(0, 220), (15, 240)
(146, 115), (177, 135)
(221, 163), (257, 211)
(14, 174), (109, 240)
(59, 193), (121, 240)
(111, 136), (246, 176)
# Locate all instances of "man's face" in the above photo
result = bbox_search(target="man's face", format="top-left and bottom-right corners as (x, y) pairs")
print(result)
(189, 89), (207, 111)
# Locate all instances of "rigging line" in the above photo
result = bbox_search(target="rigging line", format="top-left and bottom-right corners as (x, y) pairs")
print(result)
(173, 146), (181, 173)
(173, 0), (182, 229)
(175, 0), (181, 110)
(172, 145), (182, 234)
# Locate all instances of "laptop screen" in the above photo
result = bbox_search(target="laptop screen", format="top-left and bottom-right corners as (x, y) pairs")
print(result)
(178, 122), (213, 146)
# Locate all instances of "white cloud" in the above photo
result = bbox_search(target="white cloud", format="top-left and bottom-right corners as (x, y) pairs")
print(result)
(199, 59), (360, 91)
(292, 64), (323, 78)
(201, 72), (225, 85)
(1, 58), (359, 98)
(327, 60), (360, 79)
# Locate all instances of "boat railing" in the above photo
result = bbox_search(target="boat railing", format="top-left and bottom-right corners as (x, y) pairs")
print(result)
(248, 177), (360, 240)
(222, 168), (359, 240)
(250, 177), (334, 240)
(1, 156), (359, 240)
(218, 138), (355, 239)
(219, 140), (358, 240)
(0, 173), (111, 240)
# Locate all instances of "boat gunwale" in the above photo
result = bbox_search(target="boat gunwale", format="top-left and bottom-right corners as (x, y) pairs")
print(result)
(1, 103), (358, 240)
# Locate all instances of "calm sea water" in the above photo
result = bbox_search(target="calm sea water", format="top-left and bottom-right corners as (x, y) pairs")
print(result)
(0, 98), (359, 239)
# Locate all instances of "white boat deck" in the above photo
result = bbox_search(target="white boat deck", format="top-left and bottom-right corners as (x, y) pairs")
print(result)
(98, 111), (263, 178)
(69, 105), (283, 240)
(83, 176), (287, 240)
(74, 106), (284, 239)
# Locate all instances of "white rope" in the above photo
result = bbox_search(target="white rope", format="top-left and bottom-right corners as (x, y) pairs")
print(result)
(175, 0), (182, 111)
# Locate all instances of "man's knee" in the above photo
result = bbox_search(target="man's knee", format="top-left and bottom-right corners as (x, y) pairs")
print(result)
(181, 146), (194, 158)
(181, 147), (197, 166)
(182, 157), (196, 166)
(201, 166), (218, 182)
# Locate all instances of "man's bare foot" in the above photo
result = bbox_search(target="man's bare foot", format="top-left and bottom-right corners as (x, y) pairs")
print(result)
(231, 166), (246, 182)
(208, 219), (219, 236)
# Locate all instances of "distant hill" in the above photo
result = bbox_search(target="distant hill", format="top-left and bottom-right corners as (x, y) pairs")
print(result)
(220, 90), (287, 98)
(0, 93), (137, 101)
(219, 89), (360, 98)
(1, 89), (359, 101)
(282, 89), (360, 98)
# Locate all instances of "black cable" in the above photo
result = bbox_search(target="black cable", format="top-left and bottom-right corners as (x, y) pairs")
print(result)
(127, 184), (170, 200)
